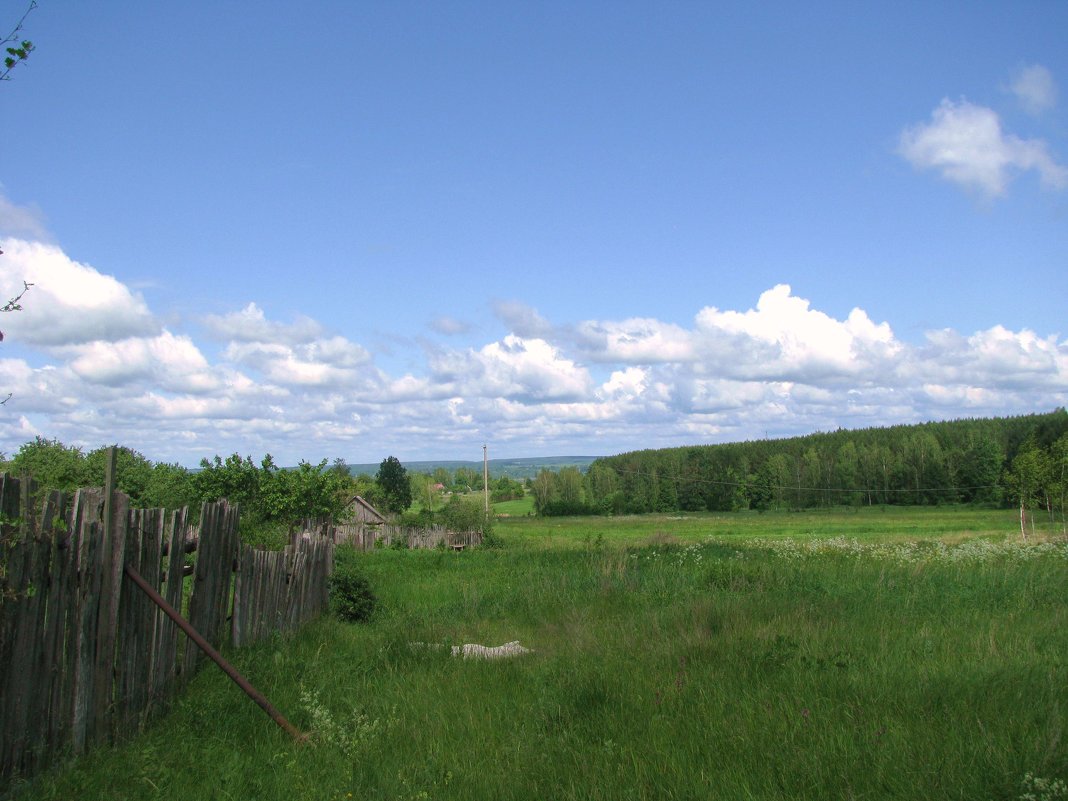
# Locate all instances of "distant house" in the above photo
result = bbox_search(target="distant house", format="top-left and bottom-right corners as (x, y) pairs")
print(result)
(346, 495), (387, 525)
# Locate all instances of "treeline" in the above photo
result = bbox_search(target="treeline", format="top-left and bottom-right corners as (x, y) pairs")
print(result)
(0, 440), (354, 548)
(0, 439), (496, 547)
(529, 410), (1068, 523)
(403, 465), (524, 499)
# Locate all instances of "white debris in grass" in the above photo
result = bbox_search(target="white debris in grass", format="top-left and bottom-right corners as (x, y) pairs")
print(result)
(409, 641), (533, 660)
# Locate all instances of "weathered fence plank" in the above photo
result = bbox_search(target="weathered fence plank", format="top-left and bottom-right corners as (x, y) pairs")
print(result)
(1, 477), (43, 775)
(184, 502), (216, 675)
(157, 507), (188, 696)
(27, 493), (65, 775)
(19, 530), (54, 774)
(47, 503), (78, 767)
(93, 489), (127, 744)
(0, 474), (22, 776)
(1, 479), (337, 792)
(71, 496), (104, 756)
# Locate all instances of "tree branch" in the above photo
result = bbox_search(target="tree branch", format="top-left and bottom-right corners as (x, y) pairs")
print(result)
(1, 280), (34, 314)
(0, 0), (37, 81)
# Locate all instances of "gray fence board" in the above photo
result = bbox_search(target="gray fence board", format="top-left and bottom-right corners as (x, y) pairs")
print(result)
(0, 473), (336, 792)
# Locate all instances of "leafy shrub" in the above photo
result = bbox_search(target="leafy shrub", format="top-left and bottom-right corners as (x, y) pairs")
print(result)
(440, 495), (495, 537)
(329, 564), (378, 623)
(238, 518), (289, 551)
(538, 499), (599, 517)
(400, 508), (435, 528)
(480, 527), (504, 549)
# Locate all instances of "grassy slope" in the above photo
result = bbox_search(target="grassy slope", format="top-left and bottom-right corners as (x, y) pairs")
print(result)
(492, 495), (534, 516)
(12, 507), (1068, 801)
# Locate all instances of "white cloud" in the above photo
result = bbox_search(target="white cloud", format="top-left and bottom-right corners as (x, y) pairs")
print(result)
(601, 367), (648, 399)
(206, 306), (375, 391)
(1010, 64), (1057, 115)
(202, 302), (323, 344)
(491, 299), (554, 339)
(437, 335), (598, 403)
(0, 239), (160, 345)
(915, 325), (1067, 389)
(2, 253), (1065, 464)
(59, 331), (216, 391)
(898, 98), (1068, 197)
(223, 339), (375, 388)
(577, 318), (694, 363)
(694, 284), (902, 381)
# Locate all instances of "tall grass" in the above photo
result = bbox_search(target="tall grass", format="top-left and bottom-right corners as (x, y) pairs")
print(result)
(11, 508), (1068, 800)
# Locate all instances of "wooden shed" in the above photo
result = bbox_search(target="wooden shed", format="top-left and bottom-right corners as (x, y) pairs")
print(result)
(346, 495), (388, 525)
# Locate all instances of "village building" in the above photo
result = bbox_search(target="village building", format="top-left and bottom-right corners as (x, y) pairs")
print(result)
(345, 494), (388, 525)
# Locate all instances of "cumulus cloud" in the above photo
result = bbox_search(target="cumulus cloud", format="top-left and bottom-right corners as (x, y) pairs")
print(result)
(2, 257), (1065, 464)
(576, 318), (694, 364)
(914, 325), (1067, 389)
(429, 335), (594, 403)
(60, 331), (216, 391)
(202, 302), (323, 344)
(223, 338), (374, 388)
(491, 299), (555, 339)
(0, 239), (160, 345)
(693, 284), (902, 381)
(201, 302), (377, 397)
(601, 367), (649, 399)
(898, 98), (1068, 197)
(1010, 64), (1057, 115)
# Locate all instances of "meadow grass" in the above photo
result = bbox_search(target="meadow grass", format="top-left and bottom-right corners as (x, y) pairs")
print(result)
(10, 507), (1068, 801)
(499, 505), (1033, 549)
(492, 495), (535, 516)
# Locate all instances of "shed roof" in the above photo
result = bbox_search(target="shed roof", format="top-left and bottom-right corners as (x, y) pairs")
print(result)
(347, 494), (387, 524)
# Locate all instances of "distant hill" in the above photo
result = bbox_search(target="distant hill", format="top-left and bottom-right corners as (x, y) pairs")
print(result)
(346, 455), (599, 480)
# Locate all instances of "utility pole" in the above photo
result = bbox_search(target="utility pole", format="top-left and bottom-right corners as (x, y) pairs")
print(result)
(483, 444), (489, 513)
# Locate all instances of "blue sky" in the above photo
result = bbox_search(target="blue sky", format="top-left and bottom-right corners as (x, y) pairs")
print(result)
(1, 1), (1066, 466)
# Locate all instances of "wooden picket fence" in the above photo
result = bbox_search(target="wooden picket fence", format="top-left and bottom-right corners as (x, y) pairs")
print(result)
(330, 522), (483, 550)
(0, 469), (333, 790)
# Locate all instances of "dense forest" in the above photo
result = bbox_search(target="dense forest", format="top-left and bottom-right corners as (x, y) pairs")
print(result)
(530, 410), (1068, 525)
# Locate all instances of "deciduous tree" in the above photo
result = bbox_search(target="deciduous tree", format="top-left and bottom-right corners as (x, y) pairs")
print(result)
(376, 456), (412, 514)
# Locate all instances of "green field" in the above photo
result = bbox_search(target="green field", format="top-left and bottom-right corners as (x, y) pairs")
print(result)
(492, 494), (535, 516)
(12, 507), (1068, 801)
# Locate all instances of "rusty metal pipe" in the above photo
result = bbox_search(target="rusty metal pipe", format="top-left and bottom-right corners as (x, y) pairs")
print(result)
(123, 563), (308, 743)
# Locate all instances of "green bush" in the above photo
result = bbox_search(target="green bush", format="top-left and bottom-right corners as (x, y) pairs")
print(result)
(480, 527), (504, 549)
(440, 495), (494, 535)
(238, 517), (289, 551)
(329, 564), (378, 623)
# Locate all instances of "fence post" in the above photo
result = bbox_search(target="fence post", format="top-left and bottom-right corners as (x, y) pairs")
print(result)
(93, 447), (125, 742)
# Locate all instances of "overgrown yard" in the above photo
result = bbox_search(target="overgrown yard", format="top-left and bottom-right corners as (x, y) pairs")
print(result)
(12, 508), (1068, 801)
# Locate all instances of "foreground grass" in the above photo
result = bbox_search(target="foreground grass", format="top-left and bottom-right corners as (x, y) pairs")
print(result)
(11, 508), (1068, 800)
